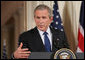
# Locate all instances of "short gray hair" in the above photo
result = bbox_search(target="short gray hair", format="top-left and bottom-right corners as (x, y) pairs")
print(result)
(34, 4), (52, 19)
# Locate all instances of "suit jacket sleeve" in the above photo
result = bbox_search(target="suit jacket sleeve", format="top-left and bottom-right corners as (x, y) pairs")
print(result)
(18, 31), (31, 49)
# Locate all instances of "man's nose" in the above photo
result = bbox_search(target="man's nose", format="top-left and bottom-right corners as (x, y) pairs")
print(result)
(40, 18), (44, 23)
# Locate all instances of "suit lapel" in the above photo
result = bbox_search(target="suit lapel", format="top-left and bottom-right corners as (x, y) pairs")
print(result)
(50, 27), (59, 52)
(33, 27), (46, 52)
(33, 27), (60, 52)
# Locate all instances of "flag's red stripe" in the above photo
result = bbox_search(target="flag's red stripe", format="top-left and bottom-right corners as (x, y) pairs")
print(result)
(78, 29), (84, 52)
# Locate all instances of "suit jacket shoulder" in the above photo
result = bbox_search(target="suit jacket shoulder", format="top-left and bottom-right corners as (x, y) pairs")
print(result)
(18, 27), (36, 48)
(18, 27), (46, 52)
(18, 26), (69, 52)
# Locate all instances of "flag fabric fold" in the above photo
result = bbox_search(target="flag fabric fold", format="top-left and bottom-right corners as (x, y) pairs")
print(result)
(77, 1), (84, 53)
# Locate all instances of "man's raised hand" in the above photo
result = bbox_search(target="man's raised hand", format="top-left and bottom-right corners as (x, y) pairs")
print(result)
(14, 42), (31, 59)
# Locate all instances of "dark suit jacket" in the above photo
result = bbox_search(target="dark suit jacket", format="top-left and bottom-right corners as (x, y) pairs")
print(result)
(18, 26), (69, 52)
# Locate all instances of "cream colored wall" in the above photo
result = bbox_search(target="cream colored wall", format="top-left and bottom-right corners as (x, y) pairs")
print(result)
(1, 1), (27, 58)
(26, 1), (82, 52)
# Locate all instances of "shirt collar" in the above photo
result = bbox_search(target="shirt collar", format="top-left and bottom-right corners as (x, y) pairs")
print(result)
(37, 27), (51, 35)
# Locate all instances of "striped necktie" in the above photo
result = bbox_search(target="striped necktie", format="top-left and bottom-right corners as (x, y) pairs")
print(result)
(43, 32), (51, 52)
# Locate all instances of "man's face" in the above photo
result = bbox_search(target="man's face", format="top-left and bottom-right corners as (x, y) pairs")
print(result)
(34, 9), (53, 32)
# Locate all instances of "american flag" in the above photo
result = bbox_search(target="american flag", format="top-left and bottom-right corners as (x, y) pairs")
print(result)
(51, 1), (64, 31)
(77, 1), (84, 53)
(2, 40), (7, 59)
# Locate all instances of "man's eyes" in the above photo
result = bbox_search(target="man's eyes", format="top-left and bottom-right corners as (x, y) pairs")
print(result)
(36, 17), (40, 19)
(42, 17), (46, 19)
(36, 17), (47, 19)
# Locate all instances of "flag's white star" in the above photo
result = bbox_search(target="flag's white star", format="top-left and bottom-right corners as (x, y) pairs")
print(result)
(61, 29), (63, 31)
(56, 15), (59, 18)
(56, 21), (58, 25)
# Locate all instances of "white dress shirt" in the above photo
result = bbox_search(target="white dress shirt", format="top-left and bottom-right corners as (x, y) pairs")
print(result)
(38, 27), (52, 50)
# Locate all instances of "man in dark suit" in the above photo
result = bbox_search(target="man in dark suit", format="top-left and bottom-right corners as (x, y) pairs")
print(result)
(12, 4), (69, 59)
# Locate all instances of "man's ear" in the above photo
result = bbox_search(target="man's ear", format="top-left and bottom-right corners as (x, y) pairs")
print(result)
(50, 16), (53, 22)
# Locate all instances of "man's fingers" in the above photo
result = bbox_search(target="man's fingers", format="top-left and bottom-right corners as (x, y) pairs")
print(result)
(19, 42), (23, 49)
(19, 51), (31, 54)
(22, 48), (29, 51)
(20, 54), (30, 59)
(20, 56), (28, 59)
